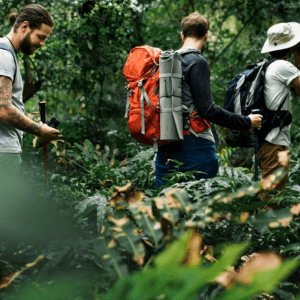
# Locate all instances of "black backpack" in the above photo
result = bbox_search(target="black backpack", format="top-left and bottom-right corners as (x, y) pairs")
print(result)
(224, 57), (292, 147)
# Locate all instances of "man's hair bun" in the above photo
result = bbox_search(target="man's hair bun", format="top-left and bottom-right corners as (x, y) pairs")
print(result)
(8, 10), (18, 26)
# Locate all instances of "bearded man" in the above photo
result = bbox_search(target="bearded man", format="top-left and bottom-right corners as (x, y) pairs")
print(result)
(0, 4), (59, 178)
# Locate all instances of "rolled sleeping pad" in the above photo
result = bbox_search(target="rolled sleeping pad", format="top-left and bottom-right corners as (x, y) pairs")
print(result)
(159, 50), (183, 141)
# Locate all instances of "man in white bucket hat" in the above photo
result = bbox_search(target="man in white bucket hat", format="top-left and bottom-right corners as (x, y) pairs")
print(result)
(259, 22), (300, 201)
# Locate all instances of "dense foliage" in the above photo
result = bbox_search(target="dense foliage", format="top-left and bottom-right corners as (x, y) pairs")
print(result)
(1, 0), (300, 299)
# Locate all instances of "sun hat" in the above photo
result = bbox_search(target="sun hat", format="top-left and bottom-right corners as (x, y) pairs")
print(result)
(261, 22), (300, 53)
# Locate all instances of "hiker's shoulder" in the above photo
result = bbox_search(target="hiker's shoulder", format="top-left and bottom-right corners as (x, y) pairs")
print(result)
(268, 59), (294, 70)
(182, 51), (208, 65)
(267, 59), (298, 76)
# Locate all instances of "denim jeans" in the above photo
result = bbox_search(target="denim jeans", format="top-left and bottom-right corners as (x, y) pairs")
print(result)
(155, 135), (218, 189)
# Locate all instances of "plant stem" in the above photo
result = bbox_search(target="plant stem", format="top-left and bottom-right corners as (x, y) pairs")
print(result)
(101, 237), (123, 280)
(61, 155), (93, 174)
(143, 255), (154, 270)
(144, 214), (158, 247)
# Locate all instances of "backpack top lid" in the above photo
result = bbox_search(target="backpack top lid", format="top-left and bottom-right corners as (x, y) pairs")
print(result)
(224, 58), (277, 115)
(123, 45), (162, 83)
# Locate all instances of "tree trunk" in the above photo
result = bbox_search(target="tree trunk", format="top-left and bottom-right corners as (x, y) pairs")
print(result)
(98, 77), (104, 119)
(22, 55), (42, 103)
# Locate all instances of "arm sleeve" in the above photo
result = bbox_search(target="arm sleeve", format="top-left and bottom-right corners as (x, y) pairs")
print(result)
(276, 60), (300, 86)
(188, 57), (251, 130)
(0, 49), (15, 81)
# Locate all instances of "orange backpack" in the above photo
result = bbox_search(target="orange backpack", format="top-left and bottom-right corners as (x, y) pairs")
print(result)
(123, 45), (211, 151)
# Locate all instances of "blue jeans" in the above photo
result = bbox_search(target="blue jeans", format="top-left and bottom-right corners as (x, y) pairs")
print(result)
(155, 135), (218, 189)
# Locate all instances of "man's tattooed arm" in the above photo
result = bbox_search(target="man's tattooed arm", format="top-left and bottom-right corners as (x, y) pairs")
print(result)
(0, 76), (42, 136)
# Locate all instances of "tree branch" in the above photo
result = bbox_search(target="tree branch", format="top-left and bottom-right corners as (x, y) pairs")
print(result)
(209, 5), (266, 67)
(23, 55), (42, 103)
(160, 0), (178, 30)
(28, 55), (41, 79)
(210, 2), (237, 54)
(188, 0), (195, 13)
(209, 18), (252, 67)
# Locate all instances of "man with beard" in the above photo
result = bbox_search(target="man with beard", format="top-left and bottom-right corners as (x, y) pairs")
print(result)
(0, 4), (59, 177)
(155, 13), (263, 189)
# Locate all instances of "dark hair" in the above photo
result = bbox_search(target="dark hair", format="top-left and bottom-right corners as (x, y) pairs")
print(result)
(270, 48), (291, 58)
(9, 4), (54, 32)
(181, 13), (209, 39)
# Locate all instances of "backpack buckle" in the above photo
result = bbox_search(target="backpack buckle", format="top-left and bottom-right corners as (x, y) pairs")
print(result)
(138, 80), (144, 88)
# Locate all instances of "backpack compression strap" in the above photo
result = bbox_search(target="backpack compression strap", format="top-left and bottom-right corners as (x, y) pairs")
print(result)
(124, 85), (131, 118)
(0, 43), (17, 83)
(124, 79), (153, 134)
(138, 79), (153, 134)
(124, 78), (153, 117)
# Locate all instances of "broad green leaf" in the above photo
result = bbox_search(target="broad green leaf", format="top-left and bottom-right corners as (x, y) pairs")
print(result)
(281, 243), (300, 253)
(87, 40), (93, 50)
(218, 259), (300, 300)
(155, 231), (190, 268)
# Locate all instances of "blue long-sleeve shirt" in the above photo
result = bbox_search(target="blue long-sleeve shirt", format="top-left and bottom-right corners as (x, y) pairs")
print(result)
(181, 50), (251, 130)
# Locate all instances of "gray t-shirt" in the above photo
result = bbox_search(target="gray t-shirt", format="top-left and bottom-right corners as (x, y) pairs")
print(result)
(264, 60), (300, 147)
(0, 37), (24, 153)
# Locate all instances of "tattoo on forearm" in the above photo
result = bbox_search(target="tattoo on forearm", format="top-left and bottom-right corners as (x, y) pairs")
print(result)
(26, 122), (42, 136)
(7, 109), (42, 136)
(0, 76), (42, 136)
(0, 77), (13, 109)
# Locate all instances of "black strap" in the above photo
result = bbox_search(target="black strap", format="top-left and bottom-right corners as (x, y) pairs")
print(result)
(277, 93), (289, 111)
(264, 57), (278, 68)
(0, 42), (17, 83)
(277, 93), (291, 131)
(210, 123), (220, 146)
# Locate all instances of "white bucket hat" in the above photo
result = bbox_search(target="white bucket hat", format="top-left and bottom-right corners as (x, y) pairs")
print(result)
(261, 22), (300, 53)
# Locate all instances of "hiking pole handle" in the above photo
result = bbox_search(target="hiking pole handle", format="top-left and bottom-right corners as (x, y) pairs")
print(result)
(251, 109), (260, 201)
(38, 101), (47, 123)
(251, 109), (260, 136)
(251, 109), (260, 200)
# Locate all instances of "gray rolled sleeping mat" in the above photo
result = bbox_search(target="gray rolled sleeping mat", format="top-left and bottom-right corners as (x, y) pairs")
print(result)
(159, 50), (184, 141)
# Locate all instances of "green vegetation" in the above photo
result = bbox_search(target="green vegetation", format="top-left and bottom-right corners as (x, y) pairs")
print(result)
(1, 0), (300, 299)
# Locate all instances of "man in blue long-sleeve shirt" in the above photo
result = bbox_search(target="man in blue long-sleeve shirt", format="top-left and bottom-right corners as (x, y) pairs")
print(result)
(155, 12), (262, 189)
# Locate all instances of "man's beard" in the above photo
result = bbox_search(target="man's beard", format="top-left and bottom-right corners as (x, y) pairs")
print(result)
(20, 32), (39, 55)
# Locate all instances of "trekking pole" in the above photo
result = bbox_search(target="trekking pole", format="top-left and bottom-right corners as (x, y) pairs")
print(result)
(252, 109), (260, 200)
(38, 101), (48, 181)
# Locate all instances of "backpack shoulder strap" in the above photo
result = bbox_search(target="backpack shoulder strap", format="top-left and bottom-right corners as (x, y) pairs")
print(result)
(176, 48), (203, 57)
(0, 42), (18, 83)
(277, 92), (289, 111)
(263, 57), (279, 71)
